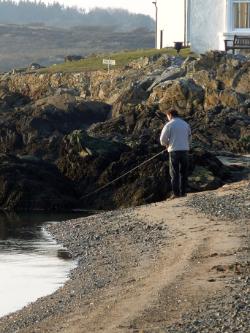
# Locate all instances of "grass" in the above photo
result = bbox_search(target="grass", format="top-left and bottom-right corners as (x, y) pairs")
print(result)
(40, 47), (193, 73)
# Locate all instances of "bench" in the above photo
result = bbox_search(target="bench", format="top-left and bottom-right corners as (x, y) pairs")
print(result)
(225, 35), (250, 54)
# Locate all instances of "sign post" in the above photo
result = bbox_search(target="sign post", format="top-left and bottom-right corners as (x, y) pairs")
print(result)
(102, 59), (116, 73)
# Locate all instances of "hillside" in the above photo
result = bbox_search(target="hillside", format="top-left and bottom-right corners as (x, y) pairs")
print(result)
(0, 24), (154, 72)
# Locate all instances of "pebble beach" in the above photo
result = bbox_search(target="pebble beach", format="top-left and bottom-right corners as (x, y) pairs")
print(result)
(0, 181), (249, 333)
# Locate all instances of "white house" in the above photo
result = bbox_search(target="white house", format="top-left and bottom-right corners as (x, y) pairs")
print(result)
(154, 0), (250, 53)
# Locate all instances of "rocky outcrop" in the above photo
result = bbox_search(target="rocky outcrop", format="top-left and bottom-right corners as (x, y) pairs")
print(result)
(147, 78), (204, 115)
(0, 154), (76, 211)
(0, 51), (249, 211)
(55, 115), (232, 210)
(0, 94), (111, 160)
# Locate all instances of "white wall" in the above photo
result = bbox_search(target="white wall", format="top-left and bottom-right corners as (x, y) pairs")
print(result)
(156, 0), (186, 48)
(189, 0), (227, 53)
(156, 0), (250, 53)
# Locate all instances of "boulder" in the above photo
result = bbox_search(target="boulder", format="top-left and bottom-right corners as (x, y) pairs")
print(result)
(0, 96), (111, 160)
(56, 130), (129, 183)
(147, 78), (204, 116)
(64, 55), (84, 62)
(0, 88), (30, 109)
(112, 85), (149, 117)
(0, 154), (77, 211)
(188, 166), (221, 191)
(28, 63), (43, 70)
(232, 62), (250, 94)
(204, 88), (246, 110)
(147, 66), (186, 92)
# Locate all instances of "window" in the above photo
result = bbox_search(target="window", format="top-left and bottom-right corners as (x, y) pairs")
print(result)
(233, 0), (250, 29)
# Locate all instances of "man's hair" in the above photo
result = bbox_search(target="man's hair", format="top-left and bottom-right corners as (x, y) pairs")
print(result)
(166, 109), (179, 117)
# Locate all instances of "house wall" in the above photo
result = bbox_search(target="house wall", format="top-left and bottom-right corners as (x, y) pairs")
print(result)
(156, 0), (186, 48)
(189, 0), (227, 53)
(156, 0), (250, 53)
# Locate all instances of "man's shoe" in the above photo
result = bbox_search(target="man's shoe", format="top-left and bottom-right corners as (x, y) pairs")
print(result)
(180, 193), (187, 197)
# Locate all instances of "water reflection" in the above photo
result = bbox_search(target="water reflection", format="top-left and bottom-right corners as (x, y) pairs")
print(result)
(0, 211), (85, 236)
(0, 211), (86, 318)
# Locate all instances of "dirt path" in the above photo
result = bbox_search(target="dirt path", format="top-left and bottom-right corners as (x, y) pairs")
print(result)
(59, 195), (244, 332)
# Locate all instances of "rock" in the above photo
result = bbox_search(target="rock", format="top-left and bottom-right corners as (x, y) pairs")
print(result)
(112, 85), (149, 117)
(188, 69), (218, 90)
(28, 63), (43, 70)
(147, 66), (186, 92)
(204, 89), (246, 110)
(0, 87), (30, 109)
(188, 166), (221, 191)
(57, 249), (73, 259)
(0, 95), (111, 161)
(64, 55), (84, 62)
(128, 55), (164, 70)
(189, 148), (231, 181)
(55, 88), (79, 96)
(0, 51), (249, 211)
(191, 107), (250, 153)
(0, 154), (77, 211)
(232, 62), (250, 94)
(147, 78), (204, 116)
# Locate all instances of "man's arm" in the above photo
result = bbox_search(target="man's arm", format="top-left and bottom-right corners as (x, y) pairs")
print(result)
(188, 125), (192, 146)
(160, 124), (170, 146)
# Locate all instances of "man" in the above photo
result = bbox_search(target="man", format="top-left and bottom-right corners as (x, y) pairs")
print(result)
(160, 109), (192, 199)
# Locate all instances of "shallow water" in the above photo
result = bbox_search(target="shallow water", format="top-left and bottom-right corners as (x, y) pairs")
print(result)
(0, 212), (84, 318)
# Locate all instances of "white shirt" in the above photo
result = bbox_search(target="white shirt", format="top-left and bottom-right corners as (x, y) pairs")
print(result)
(160, 117), (192, 152)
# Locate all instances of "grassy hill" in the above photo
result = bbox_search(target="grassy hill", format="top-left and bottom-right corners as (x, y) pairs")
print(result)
(44, 48), (192, 73)
(0, 24), (155, 72)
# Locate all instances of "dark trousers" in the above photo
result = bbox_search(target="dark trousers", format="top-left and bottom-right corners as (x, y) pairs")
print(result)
(169, 151), (189, 196)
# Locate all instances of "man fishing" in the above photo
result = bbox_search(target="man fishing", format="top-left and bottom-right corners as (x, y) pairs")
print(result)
(160, 109), (192, 199)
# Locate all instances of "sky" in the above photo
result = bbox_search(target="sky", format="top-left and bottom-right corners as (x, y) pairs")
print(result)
(43, 0), (155, 17)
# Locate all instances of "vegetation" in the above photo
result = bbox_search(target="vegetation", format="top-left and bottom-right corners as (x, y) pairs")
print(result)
(42, 48), (193, 73)
(0, 1), (191, 73)
(0, 24), (155, 72)
(0, 0), (154, 31)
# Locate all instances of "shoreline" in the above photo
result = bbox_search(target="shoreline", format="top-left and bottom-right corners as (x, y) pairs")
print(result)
(0, 180), (249, 333)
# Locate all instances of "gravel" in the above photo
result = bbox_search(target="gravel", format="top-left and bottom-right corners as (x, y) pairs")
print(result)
(0, 183), (248, 333)
(0, 208), (168, 333)
(164, 267), (249, 333)
(187, 186), (250, 222)
(162, 183), (250, 333)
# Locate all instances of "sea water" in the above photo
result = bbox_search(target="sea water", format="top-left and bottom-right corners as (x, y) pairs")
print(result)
(0, 212), (82, 318)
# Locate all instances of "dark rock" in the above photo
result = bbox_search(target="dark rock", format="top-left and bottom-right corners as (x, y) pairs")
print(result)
(0, 154), (77, 211)
(28, 63), (43, 70)
(0, 88), (30, 109)
(0, 51), (248, 211)
(0, 95), (111, 161)
(64, 55), (84, 62)
(57, 249), (73, 259)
